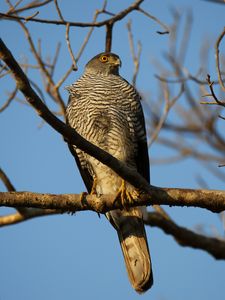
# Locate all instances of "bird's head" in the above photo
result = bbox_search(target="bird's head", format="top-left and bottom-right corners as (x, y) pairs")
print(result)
(85, 52), (121, 76)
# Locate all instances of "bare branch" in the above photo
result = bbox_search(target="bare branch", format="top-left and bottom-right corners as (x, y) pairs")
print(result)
(0, 0), (144, 28)
(65, 23), (77, 71)
(206, 74), (225, 106)
(0, 208), (59, 227)
(0, 87), (17, 112)
(138, 7), (170, 34)
(149, 83), (184, 146)
(0, 167), (15, 191)
(144, 212), (225, 260)
(127, 20), (142, 86)
(6, 0), (23, 14)
(7, 0), (52, 15)
(54, 0), (64, 21)
(1, 187), (225, 214)
(105, 22), (113, 52)
(215, 27), (225, 91)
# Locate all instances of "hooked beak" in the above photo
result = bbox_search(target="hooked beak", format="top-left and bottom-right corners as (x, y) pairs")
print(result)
(114, 57), (122, 67)
(109, 56), (122, 68)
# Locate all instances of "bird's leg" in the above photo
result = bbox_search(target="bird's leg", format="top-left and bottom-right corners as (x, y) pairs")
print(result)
(79, 191), (88, 202)
(90, 176), (98, 195)
(67, 191), (87, 215)
(115, 179), (134, 209)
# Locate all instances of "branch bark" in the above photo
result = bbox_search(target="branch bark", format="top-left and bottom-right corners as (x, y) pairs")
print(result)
(144, 212), (225, 260)
(0, 189), (225, 213)
(0, 0), (144, 27)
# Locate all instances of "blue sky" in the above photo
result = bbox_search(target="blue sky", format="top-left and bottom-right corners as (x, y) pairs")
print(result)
(1, 1), (225, 300)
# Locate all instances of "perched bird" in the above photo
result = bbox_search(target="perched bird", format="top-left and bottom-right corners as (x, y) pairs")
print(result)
(66, 52), (153, 293)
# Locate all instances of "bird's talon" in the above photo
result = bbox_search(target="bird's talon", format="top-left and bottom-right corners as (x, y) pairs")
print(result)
(90, 177), (97, 195)
(115, 180), (134, 210)
(79, 191), (87, 202)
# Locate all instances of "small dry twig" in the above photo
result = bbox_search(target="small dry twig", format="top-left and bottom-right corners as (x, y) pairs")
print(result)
(215, 27), (225, 92)
(65, 23), (78, 71)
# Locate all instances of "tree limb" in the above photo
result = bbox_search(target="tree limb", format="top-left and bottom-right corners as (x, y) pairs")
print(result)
(0, 188), (225, 213)
(144, 212), (225, 260)
(0, 0), (144, 27)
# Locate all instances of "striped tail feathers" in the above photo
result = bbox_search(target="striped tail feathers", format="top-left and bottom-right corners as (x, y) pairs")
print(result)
(107, 207), (153, 293)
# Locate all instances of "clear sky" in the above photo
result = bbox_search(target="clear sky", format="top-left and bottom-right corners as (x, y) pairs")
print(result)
(0, 1), (225, 300)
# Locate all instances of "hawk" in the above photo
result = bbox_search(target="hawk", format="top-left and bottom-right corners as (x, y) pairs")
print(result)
(66, 52), (153, 293)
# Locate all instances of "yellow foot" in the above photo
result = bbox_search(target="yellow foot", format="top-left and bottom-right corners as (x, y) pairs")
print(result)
(115, 179), (133, 210)
(90, 177), (98, 195)
(90, 177), (101, 218)
(68, 192), (87, 215)
(79, 191), (88, 202)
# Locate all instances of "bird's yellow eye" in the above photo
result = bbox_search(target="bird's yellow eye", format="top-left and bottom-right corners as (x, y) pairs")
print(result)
(100, 55), (108, 63)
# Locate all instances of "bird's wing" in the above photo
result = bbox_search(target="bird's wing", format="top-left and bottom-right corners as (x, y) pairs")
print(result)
(136, 123), (150, 183)
(66, 95), (94, 194)
(66, 143), (93, 194)
(134, 95), (150, 183)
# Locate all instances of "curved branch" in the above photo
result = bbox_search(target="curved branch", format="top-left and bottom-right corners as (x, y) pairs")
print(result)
(0, 167), (15, 191)
(144, 212), (225, 260)
(0, 0), (143, 27)
(215, 27), (225, 92)
(0, 208), (59, 227)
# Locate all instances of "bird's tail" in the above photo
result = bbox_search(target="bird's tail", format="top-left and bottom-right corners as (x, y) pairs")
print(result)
(107, 207), (153, 293)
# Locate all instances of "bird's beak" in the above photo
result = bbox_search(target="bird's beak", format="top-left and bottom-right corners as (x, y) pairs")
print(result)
(109, 56), (121, 67)
(114, 57), (122, 67)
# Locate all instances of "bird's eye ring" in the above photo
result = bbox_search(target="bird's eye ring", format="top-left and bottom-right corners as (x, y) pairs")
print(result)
(100, 55), (108, 63)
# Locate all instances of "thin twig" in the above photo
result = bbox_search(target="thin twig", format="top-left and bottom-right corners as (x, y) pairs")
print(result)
(149, 83), (184, 146)
(127, 20), (142, 86)
(7, 0), (52, 15)
(6, 0), (23, 14)
(0, 0), (144, 28)
(24, 11), (39, 22)
(0, 167), (15, 191)
(55, 64), (73, 88)
(54, 0), (64, 21)
(65, 23), (78, 71)
(0, 209), (60, 227)
(138, 7), (170, 34)
(0, 87), (17, 112)
(50, 42), (61, 77)
(206, 74), (225, 106)
(215, 27), (225, 92)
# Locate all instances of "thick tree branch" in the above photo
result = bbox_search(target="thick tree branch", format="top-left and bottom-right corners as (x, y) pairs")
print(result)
(144, 212), (225, 260)
(0, 189), (225, 213)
